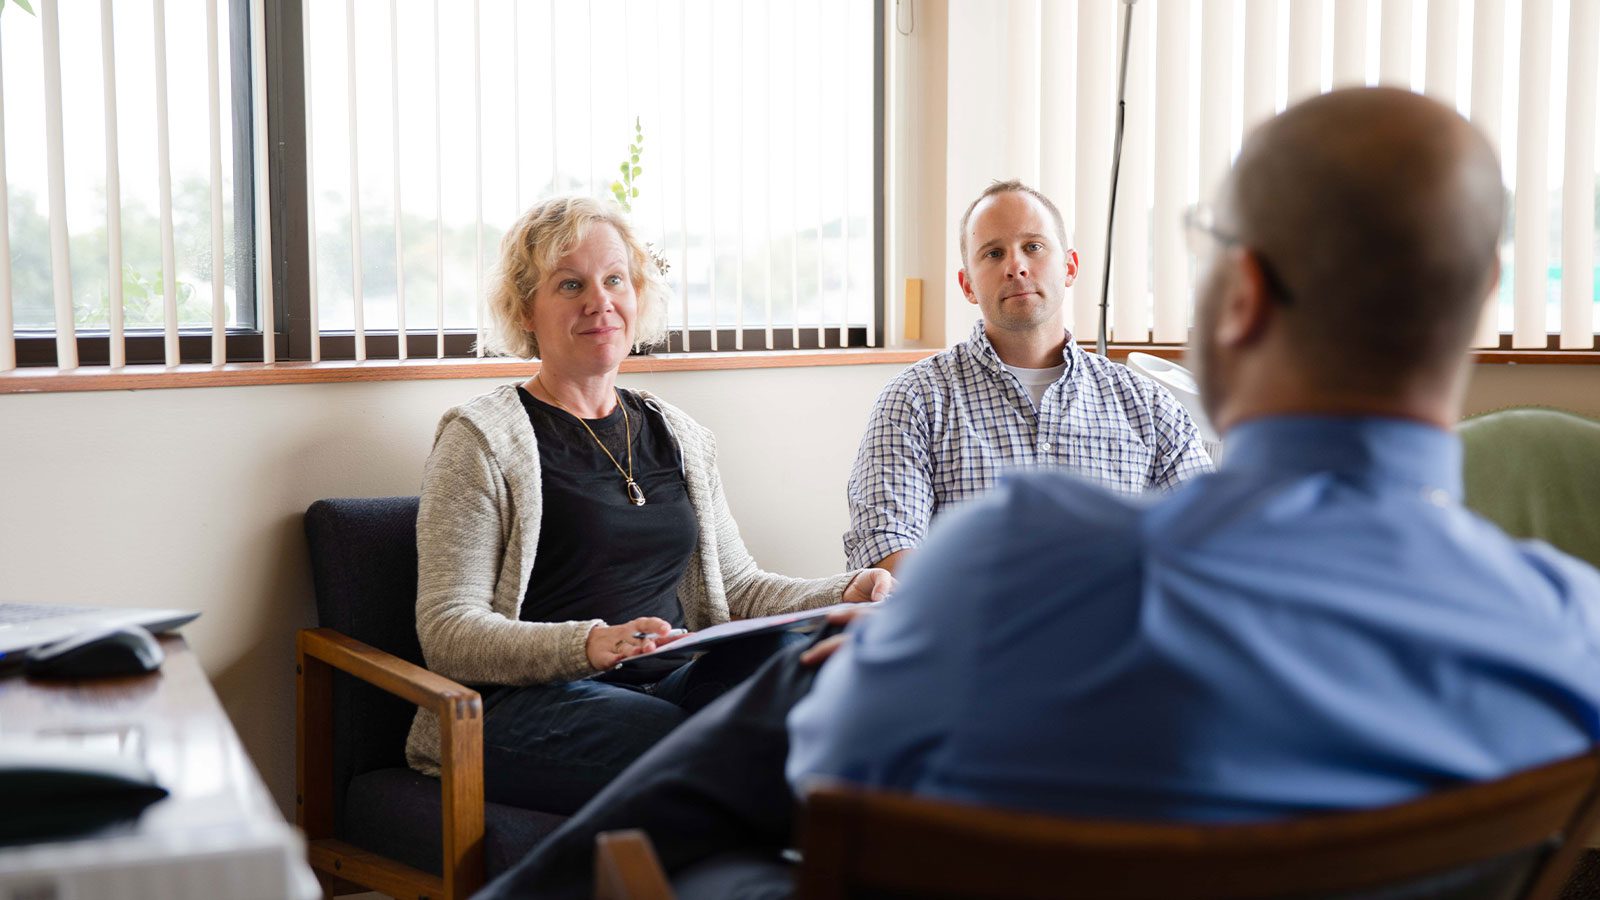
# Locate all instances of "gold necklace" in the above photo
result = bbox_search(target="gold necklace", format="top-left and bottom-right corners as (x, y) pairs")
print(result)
(537, 376), (647, 506)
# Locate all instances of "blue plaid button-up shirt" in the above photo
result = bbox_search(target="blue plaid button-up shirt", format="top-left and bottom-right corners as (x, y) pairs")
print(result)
(844, 321), (1213, 569)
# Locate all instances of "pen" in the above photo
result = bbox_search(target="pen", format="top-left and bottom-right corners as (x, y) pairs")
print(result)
(633, 628), (688, 640)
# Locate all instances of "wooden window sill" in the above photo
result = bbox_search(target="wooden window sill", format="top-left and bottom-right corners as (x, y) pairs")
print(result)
(1110, 347), (1600, 366)
(3, 345), (1598, 395)
(0, 348), (937, 394)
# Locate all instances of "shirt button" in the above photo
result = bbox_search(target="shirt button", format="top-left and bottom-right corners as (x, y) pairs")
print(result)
(1425, 488), (1451, 507)
(1039, 442), (1052, 452)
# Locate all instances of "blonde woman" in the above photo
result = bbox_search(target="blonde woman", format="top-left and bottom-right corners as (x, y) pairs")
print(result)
(404, 196), (893, 815)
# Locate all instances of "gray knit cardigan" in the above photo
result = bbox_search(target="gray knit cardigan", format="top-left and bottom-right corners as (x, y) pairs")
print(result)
(406, 383), (860, 775)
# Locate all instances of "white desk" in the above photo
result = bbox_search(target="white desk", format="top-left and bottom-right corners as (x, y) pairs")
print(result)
(0, 635), (318, 900)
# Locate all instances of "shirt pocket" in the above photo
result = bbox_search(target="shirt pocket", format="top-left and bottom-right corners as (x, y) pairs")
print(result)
(1060, 435), (1156, 495)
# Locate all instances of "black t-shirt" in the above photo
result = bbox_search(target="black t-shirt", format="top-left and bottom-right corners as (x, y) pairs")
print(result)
(516, 387), (698, 680)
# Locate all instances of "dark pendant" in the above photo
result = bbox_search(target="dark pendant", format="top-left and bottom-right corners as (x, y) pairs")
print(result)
(627, 480), (647, 506)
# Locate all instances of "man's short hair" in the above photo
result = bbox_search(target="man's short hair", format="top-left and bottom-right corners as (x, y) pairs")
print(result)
(958, 180), (1069, 266)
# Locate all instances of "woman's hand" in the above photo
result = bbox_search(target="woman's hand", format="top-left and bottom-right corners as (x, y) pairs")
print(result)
(842, 568), (896, 604)
(586, 617), (681, 670)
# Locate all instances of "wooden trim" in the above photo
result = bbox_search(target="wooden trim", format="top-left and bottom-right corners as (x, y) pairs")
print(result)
(295, 637), (335, 841)
(797, 751), (1600, 900)
(9, 343), (1600, 396)
(439, 682), (486, 900)
(299, 628), (477, 712)
(297, 628), (485, 900)
(0, 349), (937, 394)
(594, 830), (676, 900)
(1526, 754), (1600, 899)
(308, 838), (444, 900)
(1471, 350), (1600, 366)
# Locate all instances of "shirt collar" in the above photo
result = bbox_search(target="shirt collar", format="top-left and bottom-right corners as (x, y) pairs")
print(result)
(1221, 416), (1463, 499)
(965, 319), (1078, 381)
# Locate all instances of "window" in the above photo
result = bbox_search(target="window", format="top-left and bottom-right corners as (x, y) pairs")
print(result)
(2, 0), (259, 368)
(291, 0), (883, 361)
(1, 0), (885, 371)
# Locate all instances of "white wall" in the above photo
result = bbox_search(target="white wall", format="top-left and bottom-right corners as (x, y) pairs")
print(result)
(0, 363), (904, 820)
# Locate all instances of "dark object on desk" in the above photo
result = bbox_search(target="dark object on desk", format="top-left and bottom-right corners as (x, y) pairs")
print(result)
(597, 750), (1600, 900)
(0, 747), (169, 845)
(23, 623), (164, 679)
(302, 496), (565, 900)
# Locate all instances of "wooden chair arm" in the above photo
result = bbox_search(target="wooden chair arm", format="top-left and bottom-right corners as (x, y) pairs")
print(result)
(299, 626), (479, 711)
(296, 626), (484, 900)
(594, 830), (675, 900)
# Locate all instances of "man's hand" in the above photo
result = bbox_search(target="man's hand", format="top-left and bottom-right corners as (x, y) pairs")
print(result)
(586, 617), (682, 669)
(842, 567), (896, 604)
(800, 605), (876, 668)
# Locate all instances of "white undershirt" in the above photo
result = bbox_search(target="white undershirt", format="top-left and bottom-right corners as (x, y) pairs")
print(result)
(1002, 361), (1068, 410)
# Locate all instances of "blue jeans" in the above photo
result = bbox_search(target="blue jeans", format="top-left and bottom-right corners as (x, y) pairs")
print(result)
(474, 630), (829, 900)
(480, 632), (798, 816)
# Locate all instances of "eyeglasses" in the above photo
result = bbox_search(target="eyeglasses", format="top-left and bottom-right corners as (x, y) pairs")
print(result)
(1182, 203), (1294, 306)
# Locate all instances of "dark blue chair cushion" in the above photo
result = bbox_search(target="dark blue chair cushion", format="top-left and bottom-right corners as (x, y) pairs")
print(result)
(343, 767), (567, 879)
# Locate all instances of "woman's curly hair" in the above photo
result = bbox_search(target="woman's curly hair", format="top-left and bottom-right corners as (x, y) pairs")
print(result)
(483, 196), (670, 359)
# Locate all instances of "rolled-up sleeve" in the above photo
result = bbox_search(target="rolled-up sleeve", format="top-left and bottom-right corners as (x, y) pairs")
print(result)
(844, 378), (936, 570)
(1147, 383), (1214, 491)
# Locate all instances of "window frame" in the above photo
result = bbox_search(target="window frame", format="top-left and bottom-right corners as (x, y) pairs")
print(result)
(11, 0), (265, 368)
(263, 0), (887, 364)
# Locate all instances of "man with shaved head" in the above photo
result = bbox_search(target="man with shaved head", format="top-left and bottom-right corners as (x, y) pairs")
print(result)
(795, 87), (1600, 819)
(480, 89), (1600, 899)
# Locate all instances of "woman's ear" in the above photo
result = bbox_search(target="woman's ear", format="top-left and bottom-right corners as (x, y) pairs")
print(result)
(519, 291), (537, 333)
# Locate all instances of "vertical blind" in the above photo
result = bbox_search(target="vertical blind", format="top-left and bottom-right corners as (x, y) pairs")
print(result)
(5, 2), (1598, 371)
(300, 0), (877, 361)
(0, 0), (876, 373)
(1040, 0), (1598, 351)
(2, 0), (252, 372)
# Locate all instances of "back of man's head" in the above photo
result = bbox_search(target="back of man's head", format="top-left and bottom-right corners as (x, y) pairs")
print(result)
(1225, 88), (1505, 395)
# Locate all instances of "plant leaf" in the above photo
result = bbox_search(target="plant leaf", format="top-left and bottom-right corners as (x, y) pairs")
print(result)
(631, 166), (641, 178)
(631, 187), (639, 198)
(611, 180), (624, 194)
(620, 161), (630, 176)
(13, 0), (34, 14)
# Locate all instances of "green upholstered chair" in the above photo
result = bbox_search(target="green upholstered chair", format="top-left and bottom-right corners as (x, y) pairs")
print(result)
(1459, 407), (1600, 570)
(1460, 407), (1600, 900)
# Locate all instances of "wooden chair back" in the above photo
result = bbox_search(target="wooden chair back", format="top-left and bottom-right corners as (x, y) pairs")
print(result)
(795, 751), (1600, 900)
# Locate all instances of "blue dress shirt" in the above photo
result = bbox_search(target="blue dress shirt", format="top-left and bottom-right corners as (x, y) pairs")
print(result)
(790, 417), (1600, 822)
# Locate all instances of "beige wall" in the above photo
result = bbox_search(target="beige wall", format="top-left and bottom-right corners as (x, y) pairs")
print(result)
(1462, 363), (1600, 418)
(2, 359), (1596, 821)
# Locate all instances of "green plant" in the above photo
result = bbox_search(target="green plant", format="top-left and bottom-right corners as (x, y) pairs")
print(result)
(0, 0), (36, 16)
(609, 117), (644, 213)
(606, 118), (670, 279)
(76, 264), (206, 330)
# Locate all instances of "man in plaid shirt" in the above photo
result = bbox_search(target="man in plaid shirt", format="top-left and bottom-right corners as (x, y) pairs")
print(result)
(845, 180), (1213, 572)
